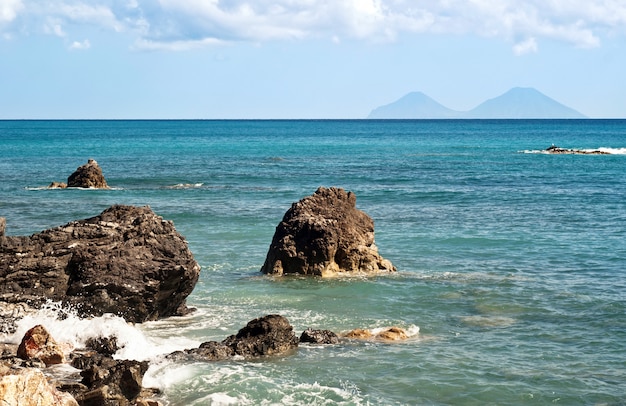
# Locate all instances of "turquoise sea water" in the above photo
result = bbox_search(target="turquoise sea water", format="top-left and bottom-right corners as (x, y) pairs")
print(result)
(1, 120), (625, 405)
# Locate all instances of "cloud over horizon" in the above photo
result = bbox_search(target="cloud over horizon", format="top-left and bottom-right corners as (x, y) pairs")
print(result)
(2, 0), (625, 53)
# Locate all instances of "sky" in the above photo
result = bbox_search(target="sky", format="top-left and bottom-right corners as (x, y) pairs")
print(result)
(1, 0), (625, 119)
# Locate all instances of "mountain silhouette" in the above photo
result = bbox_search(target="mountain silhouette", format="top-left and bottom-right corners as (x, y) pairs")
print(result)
(367, 92), (459, 119)
(367, 87), (586, 119)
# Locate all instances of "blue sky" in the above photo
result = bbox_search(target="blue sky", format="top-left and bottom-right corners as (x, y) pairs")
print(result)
(1, 0), (625, 119)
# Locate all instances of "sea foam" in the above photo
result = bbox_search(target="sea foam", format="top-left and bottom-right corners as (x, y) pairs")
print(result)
(2, 302), (199, 362)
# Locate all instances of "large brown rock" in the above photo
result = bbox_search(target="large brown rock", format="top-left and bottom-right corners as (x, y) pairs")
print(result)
(0, 367), (78, 406)
(171, 314), (299, 361)
(17, 325), (65, 366)
(261, 187), (396, 276)
(67, 159), (109, 188)
(0, 205), (200, 323)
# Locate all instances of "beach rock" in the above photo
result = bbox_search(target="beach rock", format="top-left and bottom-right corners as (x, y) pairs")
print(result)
(0, 217), (5, 236)
(17, 324), (65, 366)
(261, 187), (396, 276)
(299, 328), (339, 344)
(174, 315), (299, 361)
(67, 159), (109, 188)
(0, 367), (79, 406)
(71, 353), (149, 405)
(0, 205), (200, 323)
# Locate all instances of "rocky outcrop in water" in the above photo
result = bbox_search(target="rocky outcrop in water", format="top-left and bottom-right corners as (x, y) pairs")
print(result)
(67, 159), (109, 188)
(170, 314), (299, 361)
(0, 205), (200, 324)
(545, 145), (610, 155)
(261, 187), (396, 276)
(47, 159), (110, 189)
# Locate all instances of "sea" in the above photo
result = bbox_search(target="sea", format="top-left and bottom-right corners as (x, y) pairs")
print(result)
(0, 119), (625, 405)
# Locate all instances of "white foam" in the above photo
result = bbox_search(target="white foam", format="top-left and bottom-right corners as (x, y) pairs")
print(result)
(2, 302), (199, 362)
(521, 147), (626, 155)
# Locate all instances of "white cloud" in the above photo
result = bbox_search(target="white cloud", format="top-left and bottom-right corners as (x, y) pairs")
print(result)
(69, 38), (91, 50)
(513, 37), (538, 55)
(0, 0), (23, 23)
(2, 0), (626, 52)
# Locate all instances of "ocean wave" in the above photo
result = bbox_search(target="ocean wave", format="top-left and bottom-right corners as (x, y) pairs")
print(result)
(163, 183), (204, 189)
(24, 186), (124, 191)
(1, 301), (198, 362)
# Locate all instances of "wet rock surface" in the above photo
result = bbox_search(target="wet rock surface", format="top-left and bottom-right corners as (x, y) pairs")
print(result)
(0, 205), (200, 323)
(171, 314), (299, 361)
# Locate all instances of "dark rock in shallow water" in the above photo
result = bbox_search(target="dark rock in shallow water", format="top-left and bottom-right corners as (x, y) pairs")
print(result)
(261, 187), (396, 276)
(67, 159), (109, 189)
(71, 353), (149, 405)
(299, 328), (339, 344)
(545, 145), (610, 155)
(174, 315), (299, 361)
(0, 205), (200, 323)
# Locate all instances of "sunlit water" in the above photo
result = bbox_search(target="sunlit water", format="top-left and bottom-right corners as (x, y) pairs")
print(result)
(1, 120), (625, 405)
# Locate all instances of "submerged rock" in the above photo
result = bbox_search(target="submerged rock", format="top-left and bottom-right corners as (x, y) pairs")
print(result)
(173, 314), (299, 361)
(67, 159), (109, 188)
(0, 205), (200, 323)
(261, 187), (396, 276)
(343, 327), (410, 341)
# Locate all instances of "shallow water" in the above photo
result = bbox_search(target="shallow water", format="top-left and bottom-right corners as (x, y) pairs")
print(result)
(1, 119), (625, 404)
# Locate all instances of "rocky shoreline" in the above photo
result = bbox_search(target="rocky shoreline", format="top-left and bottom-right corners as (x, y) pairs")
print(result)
(1, 178), (405, 405)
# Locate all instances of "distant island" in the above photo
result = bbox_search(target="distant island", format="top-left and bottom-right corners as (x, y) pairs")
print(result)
(367, 87), (586, 119)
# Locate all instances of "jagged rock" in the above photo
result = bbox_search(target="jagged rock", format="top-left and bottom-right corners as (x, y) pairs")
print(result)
(17, 324), (65, 366)
(174, 315), (299, 361)
(67, 159), (109, 189)
(71, 353), (149, 405)
(0, 205), (200, 323)
(261, 187), (396, 276)
(299, 328), (339, 344)
(0, 366), (79, 406)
